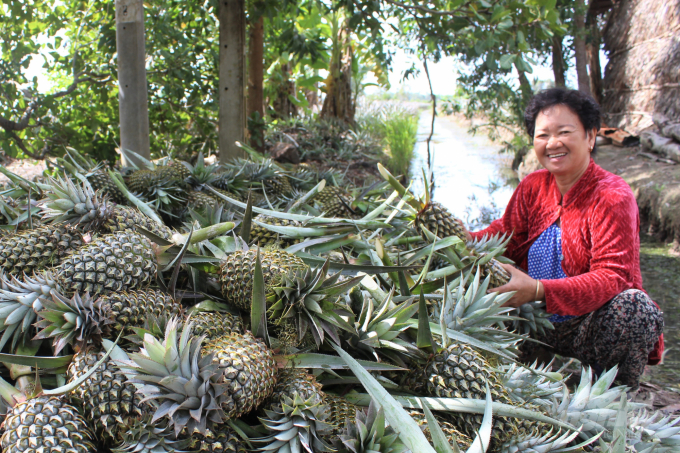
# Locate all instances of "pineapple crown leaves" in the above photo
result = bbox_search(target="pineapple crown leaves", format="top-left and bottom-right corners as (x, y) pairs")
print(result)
(120, 318), (228, 437)
(183, 153), (222, 187)
(434, 270), (516, 333)
(336, 400), (408, 453)
(0, 270), (58, 351)
(39, 176), (109, 227)
(499, 361), (566, 407)
(345, 288), (421, 362)
(269, 260), (362, 347)
(33, 291), (111, 355)
(256, 393), (334, 453)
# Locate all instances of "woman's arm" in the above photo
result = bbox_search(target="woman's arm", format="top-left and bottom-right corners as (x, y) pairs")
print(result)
(542, 194), (640, 316)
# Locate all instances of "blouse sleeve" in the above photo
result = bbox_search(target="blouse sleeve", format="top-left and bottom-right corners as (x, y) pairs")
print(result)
(542, 193), (640, 316)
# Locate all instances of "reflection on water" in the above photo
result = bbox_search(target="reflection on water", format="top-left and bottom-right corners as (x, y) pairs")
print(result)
(409, 113), (517, 229)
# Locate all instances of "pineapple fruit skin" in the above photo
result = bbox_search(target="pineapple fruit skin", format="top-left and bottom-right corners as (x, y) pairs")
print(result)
(0, 396), (96, 453)
(203, 331), (278, 419)
(190, 311), (244, 340)
(101, 205), (173, 241)
(322, 393), (359, 442)
(104, 289), (181, 336)
(57, 231), (157, 296)
(88, 169), (128, 204)
(415, 343), (527, 446)
(219, 249), (306, 310)
(0, 224), (84, 276)
(415, 201), (468, 241)
(67, 350), (144, 441)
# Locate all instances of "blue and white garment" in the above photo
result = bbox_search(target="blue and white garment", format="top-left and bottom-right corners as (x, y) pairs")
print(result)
(527, 223), (576, 323)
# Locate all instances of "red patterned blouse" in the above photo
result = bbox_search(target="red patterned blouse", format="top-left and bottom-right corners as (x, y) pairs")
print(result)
(471, 158), (663, 365)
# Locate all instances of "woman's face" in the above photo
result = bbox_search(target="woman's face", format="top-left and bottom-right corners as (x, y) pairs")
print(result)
(533, 104), (596, 179)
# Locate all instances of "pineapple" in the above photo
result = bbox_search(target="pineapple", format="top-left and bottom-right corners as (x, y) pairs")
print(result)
(218, 249), (306, 310)
(267, 368), (325, 406)
(124, 319), (278, 434)
(378, 164), (511, 289)
(203, 331), (278, 419)
(0, 389), (95, 453)
(40, 176), (173, 240)
(313, 184), (358, 218)
(322, 393), (359, 442)
(0, 231), (158, 349)
(67, 349), (145, 442)
(189, 310), (244, 340)
(35, 289), (182, 352)
(412, 342), (526, 446)
(56, 149), (129, 204)
(188, 190), (223, 211)
(0, 223), (85, 276)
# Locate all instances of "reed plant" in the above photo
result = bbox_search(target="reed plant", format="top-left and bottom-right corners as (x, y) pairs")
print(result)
(357, 103), (419, 178)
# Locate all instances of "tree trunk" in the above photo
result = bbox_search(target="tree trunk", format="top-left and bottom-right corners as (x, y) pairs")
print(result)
(573, 0), (592, 95)
(586, 11), (603, 104)
(247, 14), (264, 120)
(218, 0), (246, 162)
(320, 16), (355, 125)
(116, 0), (150, 165)
(551, 35), (566, 88)
(271, 63), (297, 119)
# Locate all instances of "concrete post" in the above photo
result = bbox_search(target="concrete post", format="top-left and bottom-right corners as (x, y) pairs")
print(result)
(218, 0), (246, 162)
(116, 0), (151, 165)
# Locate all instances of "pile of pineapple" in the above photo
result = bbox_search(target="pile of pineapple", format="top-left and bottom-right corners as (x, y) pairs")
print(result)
(0, 147), (676, 453)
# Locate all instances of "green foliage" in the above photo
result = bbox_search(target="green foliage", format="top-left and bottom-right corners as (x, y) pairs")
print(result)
(357, 104), (419, 178)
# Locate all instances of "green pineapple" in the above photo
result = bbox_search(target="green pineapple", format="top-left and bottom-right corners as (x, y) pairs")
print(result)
(322, 393), (359, 443)
(113, 417), (193, 453)
(408, 410), (472, 451)
(185, 425), (248, 453)
(0, 381), (96, 453)
(218, 249), (306, 310)
(255, 392), (333, 453)
(188, 310), (244, 340)
(67, 349), (145, 442)
(0, 224), (85, 276)
(124, 319), (278, 434)
(35, 289), (182, 352)
(203, 331), (278, 419)
(40, 176), (173, 240)
(0, 231), (158, 349)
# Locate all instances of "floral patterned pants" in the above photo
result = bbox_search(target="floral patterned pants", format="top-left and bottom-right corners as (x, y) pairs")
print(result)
(520, 289), (664, 389)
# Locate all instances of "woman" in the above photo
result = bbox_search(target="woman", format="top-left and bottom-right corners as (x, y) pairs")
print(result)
(468, 88), (664, 390)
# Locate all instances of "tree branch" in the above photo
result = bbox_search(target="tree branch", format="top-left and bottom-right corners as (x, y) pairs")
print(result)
(383, 0), (473, 17)
(6, 131), (53, 160)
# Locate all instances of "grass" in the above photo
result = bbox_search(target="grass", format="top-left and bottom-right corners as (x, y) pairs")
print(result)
(357, 103), (419, 178)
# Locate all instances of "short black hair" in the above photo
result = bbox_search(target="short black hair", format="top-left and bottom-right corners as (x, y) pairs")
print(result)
(524, 88), (601, 138)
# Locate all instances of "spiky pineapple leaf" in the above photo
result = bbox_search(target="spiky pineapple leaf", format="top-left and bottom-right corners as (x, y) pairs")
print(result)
(108, 170), (163, 224)
(422, 401), (458, 453)
(277, 353), (405, 371)
(251, 248), (269, 345)
(330, 342), (437, 453)
(0, 353), (72, 368)
(240, 191), (253, 243)
(466, 385), (493, 453)
(345, 394), (578, 433)
(417, 292), (434, 350)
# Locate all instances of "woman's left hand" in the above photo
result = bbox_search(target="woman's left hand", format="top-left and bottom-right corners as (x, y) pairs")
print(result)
(491, 263), (544, 308)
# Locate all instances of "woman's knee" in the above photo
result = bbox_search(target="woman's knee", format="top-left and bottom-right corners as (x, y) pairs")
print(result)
(595, 289), (663, 340)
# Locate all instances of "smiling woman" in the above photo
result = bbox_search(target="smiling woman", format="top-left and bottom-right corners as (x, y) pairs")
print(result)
(461, 88), (664, 391)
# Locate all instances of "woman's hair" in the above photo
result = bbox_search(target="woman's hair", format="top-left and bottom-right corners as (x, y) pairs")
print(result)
(524, 88), (601, 139)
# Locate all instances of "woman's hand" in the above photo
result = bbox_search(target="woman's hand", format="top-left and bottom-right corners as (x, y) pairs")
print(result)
(491, 263), (544, 308)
